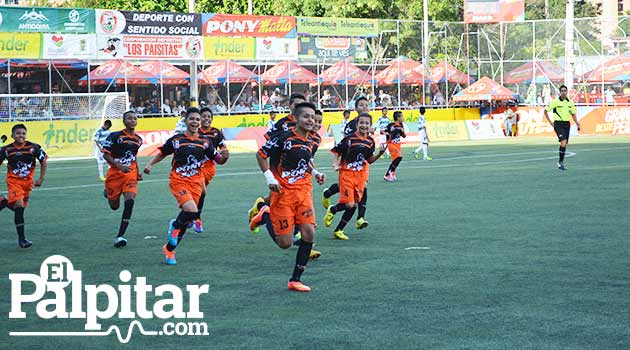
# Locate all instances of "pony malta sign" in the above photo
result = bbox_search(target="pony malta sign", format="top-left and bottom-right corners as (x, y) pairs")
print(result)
(201, 14), (296, 38)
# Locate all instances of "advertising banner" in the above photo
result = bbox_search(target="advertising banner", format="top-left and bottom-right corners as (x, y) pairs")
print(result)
(202, 14), (296, 38)
(464, 0), (524, 24)
(43, 34), (94, 59)
(255, 38), (298, 61)
(298, 36), (367, 61)
(466, 119), (506, 140)
(203, 37), (255, 60)
(0, 32), (41, 59)
(95, 10), (201, 36)
(0, 7), (94, 33)
(426, 121), (469, 141)
(96, 34), (203, 60)
(573, 106), (630, 136)
(297, 17), (379, 37)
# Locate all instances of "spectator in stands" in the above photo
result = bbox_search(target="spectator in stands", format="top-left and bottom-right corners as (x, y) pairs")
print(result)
(233, 100), (250, 113)
(527, 83), (536, 105)
(605, 87), (616, 105)
(215, 100), (227, 114)
(433, 89), (445, 106)
(162, 99), (172, 115)
(536, 93), (544, 106)
(543, 84), (551, 105)
(379, 89), (392, 107)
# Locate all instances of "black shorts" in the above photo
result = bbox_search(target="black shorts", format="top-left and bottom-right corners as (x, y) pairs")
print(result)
(553, 121), (570, 142)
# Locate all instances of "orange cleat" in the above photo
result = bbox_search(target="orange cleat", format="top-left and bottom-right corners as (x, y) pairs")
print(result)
(287, 280), (311, 292)
(249, 205), (269, 232)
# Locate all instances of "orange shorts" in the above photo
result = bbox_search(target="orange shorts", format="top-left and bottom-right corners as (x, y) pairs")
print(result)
(201, 162), (216, 186)
(105, 168), (138, 201)
(388, 143), (402, 159)
(6, 178), (33, 207)
(169, 175), (203, 207)
(269, 187), (315, 236)
(338, 170), (366, 205)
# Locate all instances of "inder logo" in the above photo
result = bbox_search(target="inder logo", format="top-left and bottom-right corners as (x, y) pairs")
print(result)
(9, 255), (209, 343)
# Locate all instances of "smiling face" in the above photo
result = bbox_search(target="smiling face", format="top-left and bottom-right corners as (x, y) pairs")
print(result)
(295, 107), (315, 134)
(185, 112), (201, 134)
(200, 110), (213, 129)
(355, 99), (369, 114)
(357, 115), (372, 135)
(12, 127), (26, 145)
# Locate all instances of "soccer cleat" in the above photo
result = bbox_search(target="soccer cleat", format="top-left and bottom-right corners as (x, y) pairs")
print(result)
(187, 222), (194, 229)
(99, 176), (106, 182)
(413, 150), (419, 159)
(424, 156), (432, 161)
(333, 230), (349, 240)
(384, 173), (395, 182)
(18, 239), (32, 248)
(288, 280), (311, 292)
(321, 188), (331, 209)
(193, 219), (204, 233)
(356, 217), (369, 230)
(249, 205), (269, 233)
(114, 236), (127, 248)
(162, 244), (176, 265)
(247, 197), (265, 222)
(102, 189), (108, 199)
(392, 172), (397, 181)
(167, 219), (179, 246)
(309, 248), (321, 260)
(557, 162), (567, 171)
(324, 205), (335, 227)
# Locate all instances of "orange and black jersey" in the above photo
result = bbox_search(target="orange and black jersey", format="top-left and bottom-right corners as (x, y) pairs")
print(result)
(265, 115), (296, 140)
(331, 132), (375, 172)
(258, 129), (314, 189)
(343, 118), (358, 137)
(159, 133), (217, 178)
(309, 131), (322, 157)
(199, 127), (226, 149)
(0, 141), (47, 181)
(103, 130), (143, 170)
(386, 122), (406, 144)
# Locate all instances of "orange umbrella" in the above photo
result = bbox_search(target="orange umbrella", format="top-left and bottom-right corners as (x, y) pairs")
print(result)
(137, 61), (190, 85)
(504, 60), (564, 84)
(320, 61), (375, 85)
(581, 56), (630, 83)
(429, 61), (472, 84)
(261, 61), (318, 84)
(199, 60), (258, 85)
(375, 57), (430, 85)
(79, 59), (154, 86)
(452, 76), (517, 102)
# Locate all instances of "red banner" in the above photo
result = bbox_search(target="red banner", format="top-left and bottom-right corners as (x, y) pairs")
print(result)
(201, 14), (296, 38)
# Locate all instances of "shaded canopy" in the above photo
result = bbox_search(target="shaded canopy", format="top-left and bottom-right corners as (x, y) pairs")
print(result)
(137, 61), (190, 85)
(199, 60), (258, 85)
(452, 76), (517, 102)
(261, 61), (318, 84)
(320, 60), (375, 85)
(504, 60), (564, 84)
(79, 60), (154, 86)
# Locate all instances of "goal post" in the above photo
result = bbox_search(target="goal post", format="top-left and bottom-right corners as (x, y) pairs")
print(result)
(0, 92), (129, 122)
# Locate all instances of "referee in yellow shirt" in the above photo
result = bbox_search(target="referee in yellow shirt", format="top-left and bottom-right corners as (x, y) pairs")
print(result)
(544, 85), (580, 170)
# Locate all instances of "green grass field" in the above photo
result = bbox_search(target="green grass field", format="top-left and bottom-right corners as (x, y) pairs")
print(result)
(1, 136), (630, 349)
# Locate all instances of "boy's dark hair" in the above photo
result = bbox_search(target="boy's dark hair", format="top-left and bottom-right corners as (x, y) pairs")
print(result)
(289, 93), (306, 105)
(294, 102), (317, 116)
(104, 119), (112, 127)
(12, 124), (27, 134)
(186, 107), (201, 118)
(199, 107), (213, 115)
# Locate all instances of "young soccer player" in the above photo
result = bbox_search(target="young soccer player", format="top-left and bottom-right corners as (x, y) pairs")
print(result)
(255, 102), (326, 292)
(248, 109), (323, 260)
(324, 113), (385, 240)
(264, 93), (306, 140)
(143, 107), (229, 265)
(322, 96), (371, 229)
(195, 107), (230, 233)
(102, 111), (143, 248)
(544, 85), (580, 170)
(0, 124), (47, 248)
(267, 111), (277, 132)
(412, 106), (432, 160)
(94, 119), (112, 181)
(384, 111), (406, 181)
(375, 107), (391, 158)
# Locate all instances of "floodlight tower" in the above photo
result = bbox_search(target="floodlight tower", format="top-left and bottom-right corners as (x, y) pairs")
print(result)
(565, 0), (575, 89)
